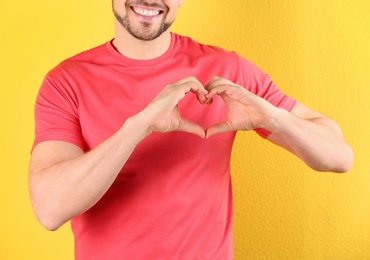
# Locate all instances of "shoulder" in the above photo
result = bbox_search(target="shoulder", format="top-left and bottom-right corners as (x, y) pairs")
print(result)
(172, 33), (238, 60)
(47, 41), (111, 78)
(38, 42), (111, 99)
(172, 33), (262, 71)
(64, 42), (109, 64)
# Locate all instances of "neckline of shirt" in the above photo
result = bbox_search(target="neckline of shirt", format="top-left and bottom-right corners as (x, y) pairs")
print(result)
(106, 33), (177, 67)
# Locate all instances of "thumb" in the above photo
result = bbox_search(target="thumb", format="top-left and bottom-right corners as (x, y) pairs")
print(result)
(205, 121), (233, 139)
(179, 119), (206, 138)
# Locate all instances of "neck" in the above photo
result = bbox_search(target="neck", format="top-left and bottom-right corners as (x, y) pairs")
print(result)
(113, 22), (172, 60)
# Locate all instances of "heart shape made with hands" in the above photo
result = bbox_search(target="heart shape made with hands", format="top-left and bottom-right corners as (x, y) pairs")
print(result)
(156, 76), (263, 139)
(179, 89), (235, 139)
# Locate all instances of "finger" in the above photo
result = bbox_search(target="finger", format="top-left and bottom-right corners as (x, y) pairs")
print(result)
(175, 76), (202, 86)
(161, 81), (205, 107)
(205, 121), (234, 139)
(187, 82), (208, 104)
(204, 85), (228, 104)
(188, 83), (207, 94)
(179, 119), (206, 138)
(206, 84), (250, 105)
(176, 76), (206, 93)
(204, 77), (237, 103)
(205, 76), (235, 91)
(173, 77), (208, 104)
(204, 76), (224, 88)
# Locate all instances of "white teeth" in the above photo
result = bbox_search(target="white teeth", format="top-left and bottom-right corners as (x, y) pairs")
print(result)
(133, 7), (160, 17)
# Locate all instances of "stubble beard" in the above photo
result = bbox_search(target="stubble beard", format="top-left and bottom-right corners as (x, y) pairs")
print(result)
(113, 4), (173, 41)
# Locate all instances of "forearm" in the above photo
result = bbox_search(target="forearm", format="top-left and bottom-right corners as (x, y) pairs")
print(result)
(30, 77), (208, 231)
(267, 108), (353, 173)
(29, 115), (150, 230)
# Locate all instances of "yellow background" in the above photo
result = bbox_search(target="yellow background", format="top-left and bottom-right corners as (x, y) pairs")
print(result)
(1, 0), (369, 259)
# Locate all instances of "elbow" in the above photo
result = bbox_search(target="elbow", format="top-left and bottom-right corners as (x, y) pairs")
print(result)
(33, 208), (65, 231)
(331, 144), (354, 173)
(326, 162), (352, 174)
(31, 203), (65, 231)
(30, 196), (65, 231)
(313, 146), (354, 173)
(29, 179), (66, 231)
(37, 215), (64, 232)
(333, 146), (354, 173)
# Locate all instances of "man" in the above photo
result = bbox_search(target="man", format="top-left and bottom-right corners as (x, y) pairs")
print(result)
(29, 0), (353, 259)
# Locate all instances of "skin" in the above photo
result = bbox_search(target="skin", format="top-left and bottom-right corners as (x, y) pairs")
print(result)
(29, 0), (353, 231)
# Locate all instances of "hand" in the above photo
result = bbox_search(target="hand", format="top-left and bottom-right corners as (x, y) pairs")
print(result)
(140, 76), (208, 138)
(205, 76), (278, 138)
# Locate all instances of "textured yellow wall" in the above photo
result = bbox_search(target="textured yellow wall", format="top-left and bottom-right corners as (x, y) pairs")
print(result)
(1, 1), (369, 259)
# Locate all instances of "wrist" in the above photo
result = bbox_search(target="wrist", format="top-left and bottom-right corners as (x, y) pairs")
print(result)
(125, 112), (153, 139)
(262, 107), (292, 134)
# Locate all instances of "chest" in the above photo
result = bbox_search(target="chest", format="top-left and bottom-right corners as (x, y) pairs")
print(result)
(73, 65), (235, 151)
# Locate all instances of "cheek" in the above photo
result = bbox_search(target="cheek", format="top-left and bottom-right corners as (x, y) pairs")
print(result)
(113, 0), (126, 13)
(165, 7), (179, 22)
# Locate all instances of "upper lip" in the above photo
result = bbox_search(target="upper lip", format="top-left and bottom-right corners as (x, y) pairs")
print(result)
(130, 2), (165, 11)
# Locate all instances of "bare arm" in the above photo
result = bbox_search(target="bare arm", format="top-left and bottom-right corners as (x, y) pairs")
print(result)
(266, 102), (353, 172)
(29, 117), (148, 231)
(29, 77), (207, 231)
(205, 77), (353, 173)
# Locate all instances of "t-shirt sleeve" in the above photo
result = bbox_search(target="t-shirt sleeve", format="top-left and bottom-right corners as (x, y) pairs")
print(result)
(32, 73), (85, 151)
(238, 56), (297, 138)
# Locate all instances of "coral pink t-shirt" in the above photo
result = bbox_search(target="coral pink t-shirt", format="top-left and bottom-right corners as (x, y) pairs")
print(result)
(33, 33), (296, 259)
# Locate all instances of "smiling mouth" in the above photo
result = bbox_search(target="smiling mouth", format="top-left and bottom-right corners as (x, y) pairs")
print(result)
(131, 6), (163, 17)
